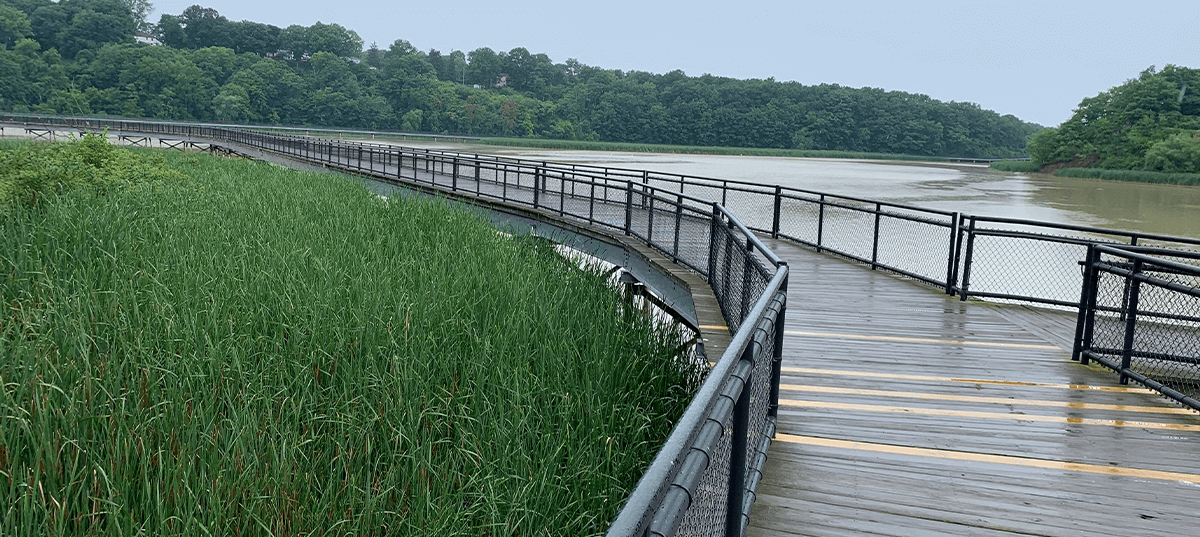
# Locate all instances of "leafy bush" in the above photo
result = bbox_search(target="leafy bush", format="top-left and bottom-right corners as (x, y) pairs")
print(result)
(0, 135), (187, 212)
(1053, 166), (1200, 185)
(989, 160), (1042, 173)
(1143, 133), (1200, 173)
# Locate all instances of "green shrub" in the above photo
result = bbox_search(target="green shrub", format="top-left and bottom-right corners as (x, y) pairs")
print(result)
(1053, 166), (1200, 185)
(1143, 133), (1200, 173)
(0, 135), (187, 212)
(989, 160), (1042, 172)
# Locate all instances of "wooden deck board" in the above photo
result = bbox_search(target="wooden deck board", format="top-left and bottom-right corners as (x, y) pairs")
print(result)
(750, 236), (1200, 537)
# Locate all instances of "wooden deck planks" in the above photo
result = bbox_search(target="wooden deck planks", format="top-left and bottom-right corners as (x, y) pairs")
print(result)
(750, 237), (1200, 537)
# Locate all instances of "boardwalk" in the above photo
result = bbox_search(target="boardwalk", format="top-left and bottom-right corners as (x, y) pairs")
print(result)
(748, 237), (1200, 536)
(268, 142), (1200, 535)
(16, 122), (1195, 536)
(305, 147), (1200, 535)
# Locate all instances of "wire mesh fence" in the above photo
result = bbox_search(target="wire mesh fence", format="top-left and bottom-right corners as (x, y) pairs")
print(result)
(13, 113), (1200, 534)
(1075, 245), (1200, 409)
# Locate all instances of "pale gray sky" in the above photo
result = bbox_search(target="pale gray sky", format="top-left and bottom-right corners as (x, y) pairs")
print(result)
(150, 0), (1200, 127)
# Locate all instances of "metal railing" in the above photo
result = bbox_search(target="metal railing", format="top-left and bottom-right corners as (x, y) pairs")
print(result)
(8, 113), (1200, 530)
(1073, 245), (1200, 410)
(0, 114), (788, 537)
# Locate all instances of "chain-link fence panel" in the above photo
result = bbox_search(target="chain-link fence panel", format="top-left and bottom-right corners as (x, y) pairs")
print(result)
(1080, 247), (1200, 408)
(964, 232), (1096, 307)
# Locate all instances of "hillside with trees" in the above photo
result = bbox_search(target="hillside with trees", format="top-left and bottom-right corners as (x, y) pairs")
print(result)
(0, 1), (1043, 158)
(1028, 65), (1200, 173)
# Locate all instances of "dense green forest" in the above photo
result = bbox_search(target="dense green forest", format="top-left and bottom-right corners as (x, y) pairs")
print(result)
(1028, 65), (1200, 172)
(0, 1), (1042, 157)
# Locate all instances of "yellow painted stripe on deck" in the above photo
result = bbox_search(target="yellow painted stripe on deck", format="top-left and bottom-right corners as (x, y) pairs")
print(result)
(782, 367), (1155, 394)
(775, 433), (1200, 484)
(779, 385), (1193, 415)
(698, 325), (1060, 350)
(786, 329), (1061, 350)
(779, 399), (1200, 431)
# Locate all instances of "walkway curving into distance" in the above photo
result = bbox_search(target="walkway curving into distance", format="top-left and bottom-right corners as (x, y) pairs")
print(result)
(286, 142), (1200, 535)
(745, 237), (1200, 537)
(243, 140), (1200, 536)
(48, 126), (1196, 536)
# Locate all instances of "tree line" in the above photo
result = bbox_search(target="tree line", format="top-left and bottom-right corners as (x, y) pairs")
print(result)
(0, 2), (1042, 158)
(1029, 65), (1200, 173)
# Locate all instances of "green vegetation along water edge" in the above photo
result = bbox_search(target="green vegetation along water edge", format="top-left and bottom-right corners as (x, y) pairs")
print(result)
(0, 2), (1038, 158)
(987, 65), (1200, 186)
(0, 138), (703, 535)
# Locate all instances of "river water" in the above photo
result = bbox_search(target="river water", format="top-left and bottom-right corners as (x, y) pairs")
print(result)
(384, 141), (1200, 241)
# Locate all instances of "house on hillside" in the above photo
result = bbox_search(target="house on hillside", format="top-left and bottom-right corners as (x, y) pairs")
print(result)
(494, 73), (508, 88)
(134, 31), (162, 46)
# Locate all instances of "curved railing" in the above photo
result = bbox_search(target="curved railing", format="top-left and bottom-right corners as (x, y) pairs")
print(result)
(7, 113), (1200, 533)
(0, 114), (789, 537)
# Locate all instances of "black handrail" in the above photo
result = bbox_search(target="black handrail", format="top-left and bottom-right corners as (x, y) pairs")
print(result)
(1073, 244), (1200, 410)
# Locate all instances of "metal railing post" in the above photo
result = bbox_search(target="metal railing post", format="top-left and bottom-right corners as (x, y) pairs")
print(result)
(947, 212), (962, 295)
(817, 195), (826, 253)
(534, 167), (542, 209)
(871, 202), (882, 270)
(708, 204), (721, 279)
(726, 356), (753, 537)
(624, 181), (633, 235)
(769, 278), (787, 418)
(1118, 258), (1144, 385)
(771, 186), (782, 239)
(1073, 245), (1101, 363)
(959, 216), (977, 301)
(673, 194), (683, 262)
(452, 157), (459, 191)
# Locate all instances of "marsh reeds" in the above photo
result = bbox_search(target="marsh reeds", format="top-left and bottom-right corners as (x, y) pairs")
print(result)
(0, 147), (702, 535)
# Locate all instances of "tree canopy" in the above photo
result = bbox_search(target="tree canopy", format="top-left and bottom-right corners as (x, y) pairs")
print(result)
(1028, 65), (1200, 172)
(0, 2), (1043, 158)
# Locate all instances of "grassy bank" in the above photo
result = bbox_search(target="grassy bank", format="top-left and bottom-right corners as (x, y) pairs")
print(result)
(0, 142), (702, 535)
(1053, 167), (1200, 186)
(988, 160), (1042, 173)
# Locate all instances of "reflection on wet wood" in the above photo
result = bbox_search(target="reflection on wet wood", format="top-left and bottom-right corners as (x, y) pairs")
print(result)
(748, 237), (1200, 537)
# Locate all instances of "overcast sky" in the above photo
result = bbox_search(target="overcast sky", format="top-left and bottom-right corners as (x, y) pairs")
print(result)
(150, 0), (1199, 127)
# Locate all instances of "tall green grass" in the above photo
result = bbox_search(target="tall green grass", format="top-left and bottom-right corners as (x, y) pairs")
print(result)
(1053, 167), (1200, 186)
(988, 160), (1042, 173)
(0, 146), (702, 535)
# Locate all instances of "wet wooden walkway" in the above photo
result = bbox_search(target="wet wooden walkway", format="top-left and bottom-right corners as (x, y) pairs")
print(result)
(63, 129), (1199, 536)
(254, 142), (1200, 536)
(747, 237), (1200, 536)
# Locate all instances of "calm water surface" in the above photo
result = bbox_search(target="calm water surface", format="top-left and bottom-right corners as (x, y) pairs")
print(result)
(363, 138), (1200, 240)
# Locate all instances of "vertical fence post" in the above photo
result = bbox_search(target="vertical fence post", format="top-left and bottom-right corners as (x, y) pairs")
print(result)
(772, 186), (782, 239)
(452, 157), (459, 191)
(708, 204), (721, 280)
(534, 167), (542, 209)
(947, 212), (962, 295)
(871, 203), (882, 270)
(673, 194), (683, 263)
(769, 276), (787, 418)
(1073, 245), (1100, 363)
(816, 195), (826, 253)
(1118, 258), (1144, 385)
(647, 195), (656, 244)
(959, 216), (978, 302)
(624, 181), (633, 235)
(726, 356), (753, 537)
(741, 238), (754, 322)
